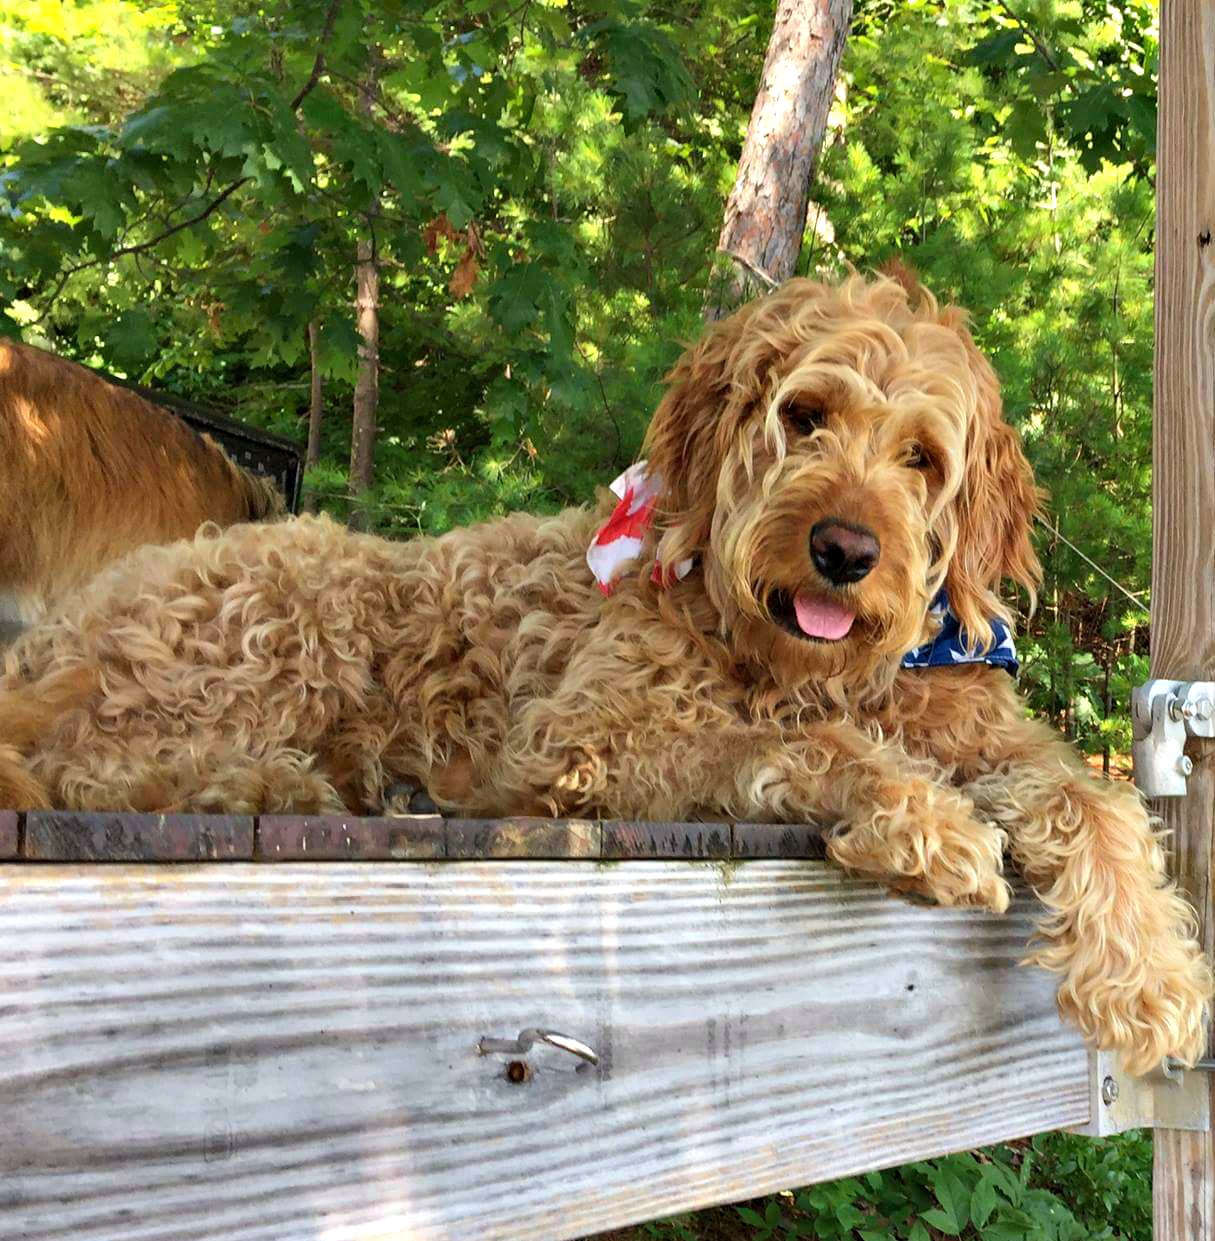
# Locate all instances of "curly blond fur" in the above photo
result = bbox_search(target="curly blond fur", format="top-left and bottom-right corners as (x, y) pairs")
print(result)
(0, 273), (1207, 1075)
(0, 339), (283, 637)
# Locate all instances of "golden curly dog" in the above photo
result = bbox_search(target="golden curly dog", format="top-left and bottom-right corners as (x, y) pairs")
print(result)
(0, 272), (1207, 1074)
(0, 340), (283, 639)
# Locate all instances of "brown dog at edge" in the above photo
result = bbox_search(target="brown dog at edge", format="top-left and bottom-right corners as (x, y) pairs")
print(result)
(0, 339), (283, 639)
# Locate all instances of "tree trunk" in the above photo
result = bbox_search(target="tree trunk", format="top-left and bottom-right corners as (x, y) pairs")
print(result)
(348, 64), (381, 531)
(304, 319), (324, 513)
(348, 234), (379, 530)
(705, 0), (853, 321)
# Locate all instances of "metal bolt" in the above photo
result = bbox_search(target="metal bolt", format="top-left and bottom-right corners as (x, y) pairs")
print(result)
(1197, 699), (1214, 721)
(1102, 1075), (1119, 1106)
(1179, 755), (1195, 776)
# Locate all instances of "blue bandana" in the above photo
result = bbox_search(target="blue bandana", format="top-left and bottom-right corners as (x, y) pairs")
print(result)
(900, 589), (1019, 676)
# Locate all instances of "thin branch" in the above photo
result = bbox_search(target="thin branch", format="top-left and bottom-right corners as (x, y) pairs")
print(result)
(289, 0), (343, 110)
(998, 1), (1060, 73)
(108, 177), (250, 262)
(35, 176), (250, 320)
(718, 247), (780, 291)
(573, 340), (623, 465)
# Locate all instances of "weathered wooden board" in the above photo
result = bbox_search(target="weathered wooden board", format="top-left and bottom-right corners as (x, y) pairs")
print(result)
(1153, 0), (1215, 1229)
(24, 812), (253, 861)
(0, 810), (16, 858)
(0, 861), (1089, 1241)
(8, 812), (820, 862)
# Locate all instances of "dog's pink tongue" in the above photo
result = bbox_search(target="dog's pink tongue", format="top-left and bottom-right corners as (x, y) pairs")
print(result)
(793, 592), (855, 640)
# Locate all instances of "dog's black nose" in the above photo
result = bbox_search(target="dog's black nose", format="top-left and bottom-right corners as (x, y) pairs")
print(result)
(810, 520), (880, 585)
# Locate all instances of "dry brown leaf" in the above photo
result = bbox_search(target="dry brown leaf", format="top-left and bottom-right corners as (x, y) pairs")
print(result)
(423, 214), (459, 254)
(449, 247), (480, 299)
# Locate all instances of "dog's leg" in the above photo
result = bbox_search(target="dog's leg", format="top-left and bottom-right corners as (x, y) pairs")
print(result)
(892, 669), (1211, 1072)
(747, 723), (1011, 913)
(955, 717), (1212, 1074)
(499, 697), (1009, 911)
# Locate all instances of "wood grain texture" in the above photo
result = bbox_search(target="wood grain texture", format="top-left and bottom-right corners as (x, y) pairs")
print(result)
(445, 817), (600, 859)
(257, 815), (446, 860)
(1156, 1130), (1215, 1239)
(0, 861), (1090, 1241)
(601, 820), (730, 858)
(0, 810), (15, 858)
(1153, 0), (1215, 1231)
(732, 822), (829, 859)
(23, 812), (253, 861)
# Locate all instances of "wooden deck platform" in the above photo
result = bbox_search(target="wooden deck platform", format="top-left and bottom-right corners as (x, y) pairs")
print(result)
(0, 811), (1137, 1241)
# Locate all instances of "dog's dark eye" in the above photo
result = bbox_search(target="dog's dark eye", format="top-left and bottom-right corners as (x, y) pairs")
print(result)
(906, 442), (932, 470)
(782, 402), (826, 436)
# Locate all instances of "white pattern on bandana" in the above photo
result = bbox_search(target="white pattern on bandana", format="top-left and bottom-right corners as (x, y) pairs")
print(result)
(586, 462), (693, 595)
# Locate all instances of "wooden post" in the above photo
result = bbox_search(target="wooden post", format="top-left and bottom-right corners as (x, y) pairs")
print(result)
(1152, 1), (1215, 1234)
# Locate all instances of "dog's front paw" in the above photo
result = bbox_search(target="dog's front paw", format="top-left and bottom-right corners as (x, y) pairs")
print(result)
(826, 793), (1010, 914)
(1043, 914), (1213, 1077)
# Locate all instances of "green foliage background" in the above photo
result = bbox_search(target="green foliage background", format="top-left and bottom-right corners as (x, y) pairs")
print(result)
(0, 0), (1163, 1234)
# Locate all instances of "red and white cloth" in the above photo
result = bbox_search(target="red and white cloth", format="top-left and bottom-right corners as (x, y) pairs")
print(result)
(586, 461), (694, 596)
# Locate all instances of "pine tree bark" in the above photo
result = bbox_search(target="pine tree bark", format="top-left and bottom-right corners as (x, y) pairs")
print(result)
(304, 319), (324, 513)
(705, 0), (853, 321)
(347, 64), (381, 531)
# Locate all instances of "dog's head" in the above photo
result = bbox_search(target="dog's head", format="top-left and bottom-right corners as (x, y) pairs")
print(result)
(642, 271), (1042, 691)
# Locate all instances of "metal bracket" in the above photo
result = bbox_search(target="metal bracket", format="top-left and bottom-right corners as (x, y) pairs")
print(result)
(1131, 680), (1215, 797)
(1077, 1050), (1211, 1135)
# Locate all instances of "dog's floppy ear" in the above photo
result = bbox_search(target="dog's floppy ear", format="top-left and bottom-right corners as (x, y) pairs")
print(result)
(642, 303), (768, 577)
(944, 318), (1043, 643)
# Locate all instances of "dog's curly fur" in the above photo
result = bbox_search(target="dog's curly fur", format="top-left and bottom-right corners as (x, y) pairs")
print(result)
(0, 339), (283, 636)
(0, 273), (1207, 1073)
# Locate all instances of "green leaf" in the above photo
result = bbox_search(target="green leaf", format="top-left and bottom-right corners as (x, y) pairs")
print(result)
(920, 1207), (961, 1236)
(930, 1168), (971, 1231)
(971, 1174), (999, 1228)
(488, 261), (548, 333)
(103, 307), (156, 370)
(964, 30), (1024, 67)
(578, 15), (695, 126)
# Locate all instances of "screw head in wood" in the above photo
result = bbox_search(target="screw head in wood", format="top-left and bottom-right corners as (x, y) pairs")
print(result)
(1101, 1075), (1119, 1106)
(1179, 755), (1195, 776)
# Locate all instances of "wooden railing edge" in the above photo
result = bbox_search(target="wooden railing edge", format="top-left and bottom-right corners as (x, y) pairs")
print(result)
(0, 809), (830, 863)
